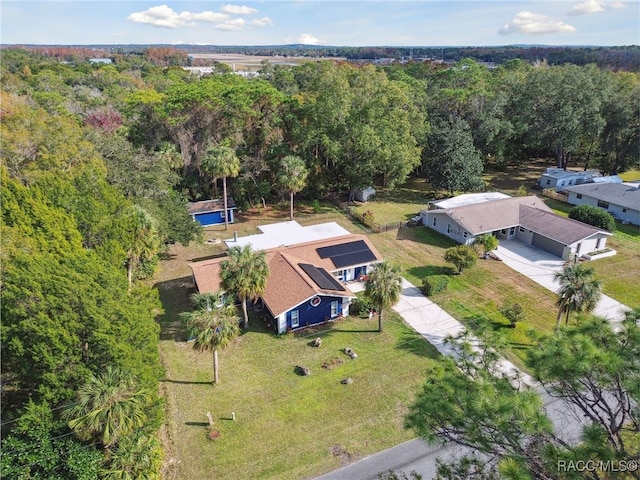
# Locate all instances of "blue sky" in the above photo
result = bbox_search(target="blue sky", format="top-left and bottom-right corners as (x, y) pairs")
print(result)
(1, 1), (638, 46)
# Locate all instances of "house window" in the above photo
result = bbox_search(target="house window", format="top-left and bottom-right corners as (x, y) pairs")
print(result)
(432, 217), (436, 227)
(463, 231), (468, 238)
(330, 301), (339, 318)
(546, 179), (551, 185)
(622, 208), (627, 213)
(597, 200), (609, 209)
(509, 227), (516, 236)
(576, 193), (582, 199)
(291, 310), (299, 328)
(519, 226), (525, 233)
(447, 224), (451, 234)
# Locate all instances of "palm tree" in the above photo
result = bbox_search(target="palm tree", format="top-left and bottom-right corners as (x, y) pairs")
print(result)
(201, 145), (241, 231)
(180, 292), (240, 384)
(127, 205), (160, 289)
(102, 431), (163, 480)
(365, 261), (403, 332)
(277, 155), (308, 221)
(554, 263), (602, 327)
(65, 366), (153, 449)
(221, 245), (269, 330)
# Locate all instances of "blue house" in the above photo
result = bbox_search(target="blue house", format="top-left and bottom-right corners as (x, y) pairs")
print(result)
(188, 222), (383, 333)
(187, 198), (236, 227)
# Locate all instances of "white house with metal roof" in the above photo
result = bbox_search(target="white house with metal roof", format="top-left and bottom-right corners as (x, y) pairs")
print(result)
(564, 183), (640, 226)
(538, 168), (601, 191)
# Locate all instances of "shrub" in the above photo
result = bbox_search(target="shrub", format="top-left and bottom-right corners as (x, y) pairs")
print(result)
(421, 275), (449, 296)
(473, 233), (498, 255)
(499, 302), (525, 328)
(569, 205), (615, 232)
(444, 245), (477, 274)
(350, 295), (375, 317)
(312, 199), (321, 213)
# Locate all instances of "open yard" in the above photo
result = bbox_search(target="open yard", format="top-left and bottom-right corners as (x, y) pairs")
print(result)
(155, 205), (437, 480)
(155, 166), (639, 478)
(542, 197), (640, 307)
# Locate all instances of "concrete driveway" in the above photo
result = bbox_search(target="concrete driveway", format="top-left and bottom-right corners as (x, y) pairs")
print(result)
(495, 240), (630, 324)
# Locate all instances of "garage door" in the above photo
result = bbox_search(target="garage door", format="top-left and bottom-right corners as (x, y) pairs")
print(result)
(531, 234), (565, 258)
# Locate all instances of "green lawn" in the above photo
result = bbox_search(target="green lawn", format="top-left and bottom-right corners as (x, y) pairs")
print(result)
(366, 227), (560, 370)
(155, 205), (439, 480)
(156, 180), (639, 478)
(159, 308), (439, 480)
(351, 177), (431, 225)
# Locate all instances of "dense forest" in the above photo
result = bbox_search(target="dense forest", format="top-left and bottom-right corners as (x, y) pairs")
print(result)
(1, 47), (639, 478)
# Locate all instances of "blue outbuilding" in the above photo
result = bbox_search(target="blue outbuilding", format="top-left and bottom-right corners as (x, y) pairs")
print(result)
(187, 198), (236, 227)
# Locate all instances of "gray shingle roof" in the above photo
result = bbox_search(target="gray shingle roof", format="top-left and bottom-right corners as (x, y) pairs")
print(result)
(519, 206), (610, 244)
(564, 183), (640, 211)
(444, 196), (550, 234)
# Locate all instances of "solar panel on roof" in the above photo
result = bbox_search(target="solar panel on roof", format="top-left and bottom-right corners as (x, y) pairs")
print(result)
(316, 240), (369, 259)
(316, 240), (377, 268)
(330, 249), (377, 268)
(298, 263), (346, 291)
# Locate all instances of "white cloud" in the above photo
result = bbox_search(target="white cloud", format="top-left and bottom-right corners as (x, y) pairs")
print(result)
(128, 5), (192, 28)
(192, 11), (230, 23)
(250, 17), (273, 27)
(215, 18), (246, 31)
(498, 11), (577, 36)
(221, 4), (258, 15)
(298, 33), (325, 45)
(127, 5), (230, 28)
(608, 1), (628, 9)
(567, 0), (605, 16)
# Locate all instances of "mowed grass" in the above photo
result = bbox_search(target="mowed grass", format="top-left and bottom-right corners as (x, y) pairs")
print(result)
(155, 176), (639, 478)
(366, 227), (560, 370)
(159, 305), (439, 480)
(351, 177), (431, 225)
(155, 205), (438, 480)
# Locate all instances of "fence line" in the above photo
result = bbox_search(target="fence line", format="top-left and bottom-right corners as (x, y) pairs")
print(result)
(541, 189), (569, 202)
(343, 206), (409, 233)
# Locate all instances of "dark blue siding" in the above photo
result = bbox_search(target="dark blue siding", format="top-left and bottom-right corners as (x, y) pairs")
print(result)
(194, 210), (233, 226)
(286, 296), (344, 330)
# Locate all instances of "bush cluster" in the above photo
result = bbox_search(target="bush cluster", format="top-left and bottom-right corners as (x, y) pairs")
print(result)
(351, 295), (376, 316)
(569, 205), (616, 232)
(421, 275), (450, 296)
